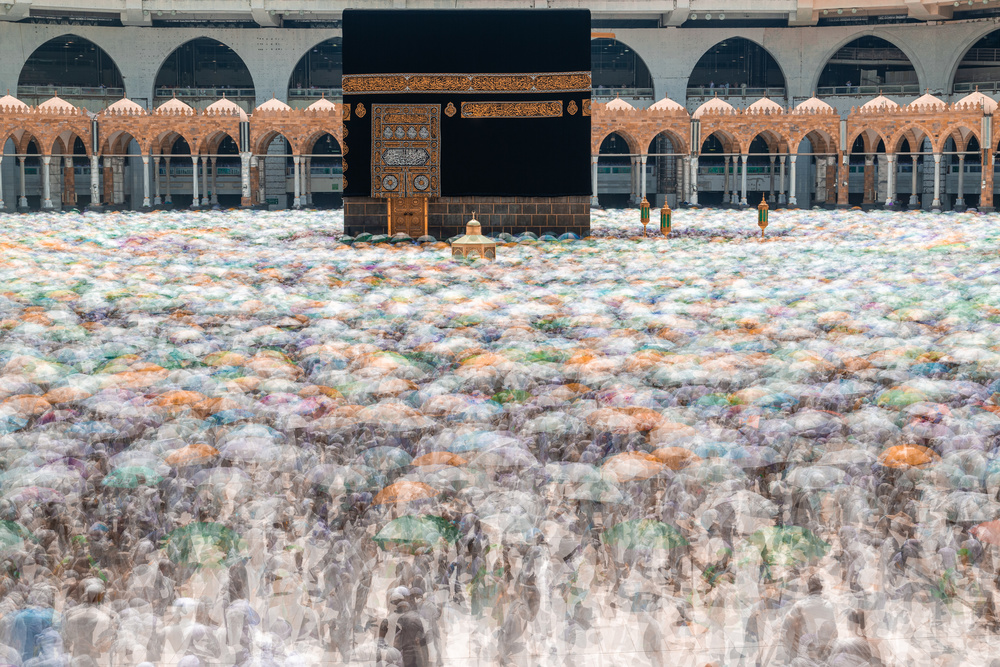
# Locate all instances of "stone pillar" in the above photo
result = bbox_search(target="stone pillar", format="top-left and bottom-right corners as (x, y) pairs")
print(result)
(956, 154), (966, 209)
(982, 149), (995, 211)
(836, 151), (850, 208)
(932, 153), (942, 211)
(241, 152), (252, 207)
(0, 156), (4, 210)
(789, 155), (797, 206)
(153, 157), (161, 205)
(210, 157), (219, 206)
(200, 156), (209, 206)
(862, 155), (874, 204)
(63, 157), (75, 207)
(689, 156), (698, 206)
(910, 155), (920, 207)
(778, 155), (786, 205)
(293, 155), (301, 208)
(769, 155), (776, 199)
(164, 157), (172, 205)
(639, 155), (647, 201)
(885, 154), (896, 207)
(18, 157), (27, 209)
(591, 155), (599, 208)
(722, 155), (730, 203)
(89, 155), (100, 208)
(190, 155), (199, 208)
(739, 154), (748, 206)
(141, 155), (151, 208)
(41, 156), (52, 209)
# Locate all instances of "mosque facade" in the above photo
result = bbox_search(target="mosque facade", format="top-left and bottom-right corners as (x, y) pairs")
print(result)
(3, 1), (1000, 216)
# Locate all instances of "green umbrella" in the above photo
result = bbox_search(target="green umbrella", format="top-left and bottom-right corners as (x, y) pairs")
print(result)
(102, 465), (164, 488)
(163, 522), (242, 567)
(374, 515), (458, 552)
(601, 519), (688, 551)
(0, 521), (32, 552)
(749, 526), (829, 568)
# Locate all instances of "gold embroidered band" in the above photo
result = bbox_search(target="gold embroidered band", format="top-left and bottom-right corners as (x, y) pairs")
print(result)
(461, 101), (563, 119)
(343, 72), (591, 94)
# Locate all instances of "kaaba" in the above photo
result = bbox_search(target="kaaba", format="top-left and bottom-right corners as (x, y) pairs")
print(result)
(342, 9), (592, 239)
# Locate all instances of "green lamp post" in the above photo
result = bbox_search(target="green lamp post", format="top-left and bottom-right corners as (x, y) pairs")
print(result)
(640, 196), (650, 236)
(660, 202), (671, 236)
(757, 195), (769, 238)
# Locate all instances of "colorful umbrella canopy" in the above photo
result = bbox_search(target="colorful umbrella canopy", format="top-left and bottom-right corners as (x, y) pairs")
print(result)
(163, 522), (241, 567)
(602, 519), (688, 551)
(102, 465), (163, 488)
(749, 526), (829, 568)
(879, 444), (940, 469)
(373, 480), (439, 505)
(374, 515), (458, 551)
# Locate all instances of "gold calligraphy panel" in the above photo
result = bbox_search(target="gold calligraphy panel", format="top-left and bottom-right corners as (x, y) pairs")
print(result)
(343, 71), (591, 94)
(461, 101), (563, 119)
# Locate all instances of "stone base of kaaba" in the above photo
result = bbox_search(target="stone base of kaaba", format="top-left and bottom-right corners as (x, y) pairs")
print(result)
(344, 196), (590, 239)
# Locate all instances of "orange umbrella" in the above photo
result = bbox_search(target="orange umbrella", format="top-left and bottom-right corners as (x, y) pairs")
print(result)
(204, 351), (248, 367)
(165, 443), (219, 467)
(879, 444), (940, 469)
(374, 481), (439, 505)
(42, 386), (92, 405)
(649, 422), (699, 446)
(191, 397), (242, 419)
(298, 385), (344, 400)
(971, 520), (1000, 546)
(3, 395), (52, 416)
(651, 447), (702, 471)
(585, 409), (639, 435)
(602, 452), (664, 483)
(412, 452), (468, 467)
(620, 407), (665, 432)
(153, 390), (206, 407)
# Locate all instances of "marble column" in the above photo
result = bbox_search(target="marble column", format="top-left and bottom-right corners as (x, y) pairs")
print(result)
(18, 157), (27, 208)
(639, 155), (647, 202)
(293, 155), (301, 208)
(241, 152), (252, 207)
(884, 154), (896, 207)
(89, 155), (99, 207)
(956, 154), (966, 208)
(910, 155), (920, 207)
(590, 155), (599, 208)
(778, 155), (786, 205)
(739, 154), (748, 206)
(141, 155), (151, 208)
(0, 156), (5, 210)
(788, 155), (797, 206)
(689, 156), (698, 206)
(190, 155), (199, 208)
(41, 156), (52, 209)
(304, 157), (312, 206)
(153, 157), (161, 206)
(931, 153), (942, 211)
(836, 152), (850, 207)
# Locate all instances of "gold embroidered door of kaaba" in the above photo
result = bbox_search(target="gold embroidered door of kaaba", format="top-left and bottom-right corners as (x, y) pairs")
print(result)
(371, 103), (440, 199)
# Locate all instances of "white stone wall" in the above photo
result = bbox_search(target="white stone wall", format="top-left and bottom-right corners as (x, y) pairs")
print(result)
(0, 18), (996, 113)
